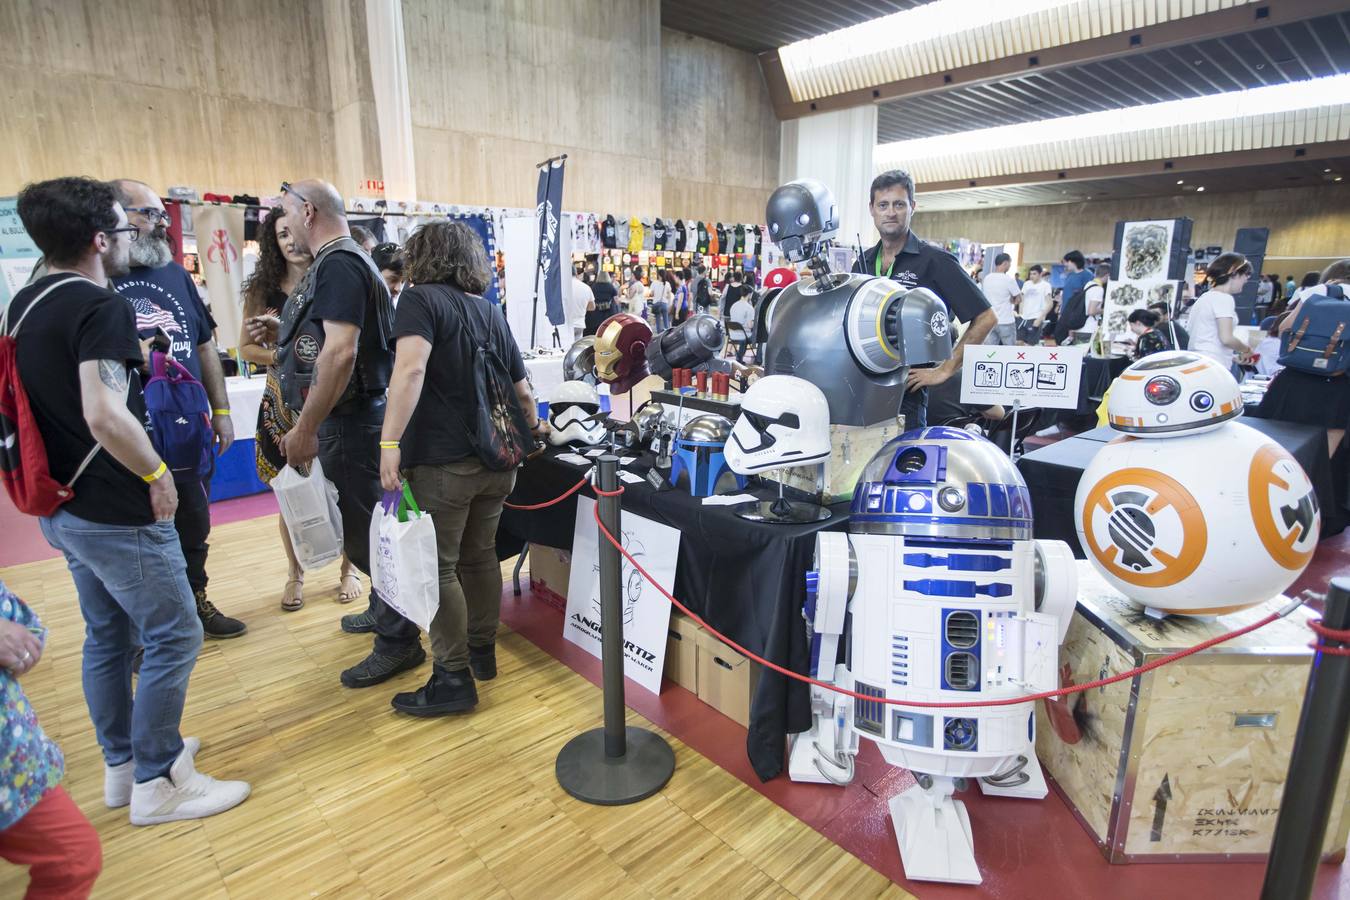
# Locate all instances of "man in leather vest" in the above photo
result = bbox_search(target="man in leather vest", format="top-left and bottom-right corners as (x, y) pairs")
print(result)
(245, 179), (424, 688)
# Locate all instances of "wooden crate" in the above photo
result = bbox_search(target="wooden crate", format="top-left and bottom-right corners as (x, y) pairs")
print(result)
(1036, 563), (1350, 863)
(665, 609), (701, 694)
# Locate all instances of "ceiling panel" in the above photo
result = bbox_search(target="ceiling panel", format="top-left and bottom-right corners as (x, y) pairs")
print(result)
(915, 157), (1350, 211)
(877, 12), (1350, 142)
(659, 0), (927, 55)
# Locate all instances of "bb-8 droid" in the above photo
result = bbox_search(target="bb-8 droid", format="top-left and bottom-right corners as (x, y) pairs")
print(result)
(1074, 351), (1319, 617)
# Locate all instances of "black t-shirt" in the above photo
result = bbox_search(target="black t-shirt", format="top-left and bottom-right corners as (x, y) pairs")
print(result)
(586, 281), (619, 335)
(927, 370), (999, 425)
(12, 275), (152, 525)
(855, 233), (991, 327)
(113, 262), (216, 382)
(674, 220), (687, 252)
(394, 284), (527, 467)
(308, 249), (393, 395)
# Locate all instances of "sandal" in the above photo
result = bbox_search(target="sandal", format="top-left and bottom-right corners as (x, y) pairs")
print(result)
(281, 578), (305, 612)
(337, 572), (364, 604)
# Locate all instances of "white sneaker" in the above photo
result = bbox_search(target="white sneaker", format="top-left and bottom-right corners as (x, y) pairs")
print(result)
(129, 744), (249, 826)
(105, 736), (201, 808)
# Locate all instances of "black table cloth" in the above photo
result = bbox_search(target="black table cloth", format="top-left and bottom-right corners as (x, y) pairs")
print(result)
(1018, 416), (1341, 556)
(497, 448), (850, 781)
(1054, 354), (1131, 427)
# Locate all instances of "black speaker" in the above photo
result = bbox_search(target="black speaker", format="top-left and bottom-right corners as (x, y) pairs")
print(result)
(1233, 227), (1270, 324)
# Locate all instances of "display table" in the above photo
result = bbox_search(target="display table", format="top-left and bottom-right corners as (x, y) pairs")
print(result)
(211, 374), (269, 501)
(1018, 417), (1336, 556)
(497, 447), (850, 780)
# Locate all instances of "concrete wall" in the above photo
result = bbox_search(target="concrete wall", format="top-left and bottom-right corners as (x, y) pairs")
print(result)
(915, 185), (1350, 269)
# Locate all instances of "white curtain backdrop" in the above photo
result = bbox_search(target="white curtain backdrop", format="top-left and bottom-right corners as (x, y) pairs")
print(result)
(779, 105), (879, 256)
(365, 0), (417, 203)
(503, 214), (573, 352)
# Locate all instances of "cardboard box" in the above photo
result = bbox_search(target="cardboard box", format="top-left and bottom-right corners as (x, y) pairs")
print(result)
(664, 609), (701, 693)
(696, 627), (763, 728)
(767, 418), (903, 504)
(527, 546), (571, 613)
(1037, 563), (1350, 863)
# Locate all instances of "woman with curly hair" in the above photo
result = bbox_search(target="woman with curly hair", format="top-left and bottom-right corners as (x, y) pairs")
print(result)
(238, 209), (364, 611)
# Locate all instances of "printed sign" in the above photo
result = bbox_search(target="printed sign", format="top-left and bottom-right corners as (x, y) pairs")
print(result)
(565, 496), (681, 694)
(961, 344), (1086, 410)
(0, 197), (41, 311)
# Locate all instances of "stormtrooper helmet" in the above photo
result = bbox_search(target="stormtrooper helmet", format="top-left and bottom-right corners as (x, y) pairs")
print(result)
(726, 376), (831, 475)
(765, 179), (839, 263)
(547, 381), (605, 446)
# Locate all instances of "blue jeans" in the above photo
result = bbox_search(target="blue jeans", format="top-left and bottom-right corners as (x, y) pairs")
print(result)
(651, 302), (670, 332)
(39, 510), (202, 783)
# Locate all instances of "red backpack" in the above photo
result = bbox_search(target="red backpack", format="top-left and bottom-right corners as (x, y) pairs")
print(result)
(0, 276), (106, 517)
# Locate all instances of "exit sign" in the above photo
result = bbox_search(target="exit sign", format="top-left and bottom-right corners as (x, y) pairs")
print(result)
(359, 179), (385, 194)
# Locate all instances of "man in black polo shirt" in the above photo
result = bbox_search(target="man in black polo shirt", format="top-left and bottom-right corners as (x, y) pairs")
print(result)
(246, 179), (422, 688)
(853, 170), (996, 430)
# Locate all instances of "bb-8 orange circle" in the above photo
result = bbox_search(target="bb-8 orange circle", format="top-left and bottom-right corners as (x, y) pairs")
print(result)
(1247, 444), (1319, 570)
(1080, 467), (1208, 589)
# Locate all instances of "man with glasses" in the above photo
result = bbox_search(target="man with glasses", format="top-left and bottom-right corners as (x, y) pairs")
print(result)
(111, 180), (246, 640)
(246, 179), (420, 688)
(9, 177), (249, 824)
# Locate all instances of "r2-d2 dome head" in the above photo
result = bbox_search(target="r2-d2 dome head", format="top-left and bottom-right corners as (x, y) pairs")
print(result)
(766, 179), (839, 264)
(1106, 350), (1243, 437)
(726, 376), (831, 475)
(850, 427), (1034, 541)
(546, 381), (605, 446)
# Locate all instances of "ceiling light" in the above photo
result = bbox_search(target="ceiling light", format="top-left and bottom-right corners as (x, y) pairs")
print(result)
(1177, 180), (1184, 184)
(1337, 176), (1345, 182)
(1326, 168), (1333, 173)
(1197, 186), (1206, 191)
(875, 74), (1350, 164)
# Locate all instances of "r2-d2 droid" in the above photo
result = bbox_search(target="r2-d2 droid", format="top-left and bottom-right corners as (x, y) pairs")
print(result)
(792, 427), (1078, 884)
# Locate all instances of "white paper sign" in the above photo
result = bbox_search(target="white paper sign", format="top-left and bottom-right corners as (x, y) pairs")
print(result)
(565, 496), (681, 694)
(961, 344), (1086, 410)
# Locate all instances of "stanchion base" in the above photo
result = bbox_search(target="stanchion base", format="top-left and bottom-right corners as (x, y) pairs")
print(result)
(556, 726), (675, 806)
(732, 499), (832, 523)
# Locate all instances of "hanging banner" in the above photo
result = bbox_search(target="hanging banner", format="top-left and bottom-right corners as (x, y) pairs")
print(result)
(565, 496), (680, 695)
(0, 197), (41, 311)
(192, 204), (246, 350)
(535, 159), (566, 330)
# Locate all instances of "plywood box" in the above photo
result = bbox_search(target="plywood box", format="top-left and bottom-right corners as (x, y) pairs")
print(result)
(768, 418), (904, 504)
(665, 610), (701, 694)
(696, 627), (763, 728)
(528, 547), (571, 613)
(1036, 563), (1350, 863)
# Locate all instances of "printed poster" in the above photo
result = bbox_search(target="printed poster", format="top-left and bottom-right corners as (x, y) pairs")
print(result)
(1106, 219), (1180, 341)
(565, 496), (680, 695)
(191, 204), (246, 350)
(0, 197), (41, 311)
(961, 344), (1087, 410)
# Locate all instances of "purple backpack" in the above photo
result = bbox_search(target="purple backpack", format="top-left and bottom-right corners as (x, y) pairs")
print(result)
(144, 350), (214, 480)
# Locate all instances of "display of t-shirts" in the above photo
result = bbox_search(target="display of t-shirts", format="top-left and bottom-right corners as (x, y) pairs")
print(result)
(615, 216), (630, 249)
(673, 220), (686, 252)
(588, 214), (601, 253)
(685, 221), (698, 252)
(714, 224), (727, 255)
(348, 216), (387, 244)
(697, 222), (709, 255)
(745, 224), (759, 257)
(641, 218), (654, 251)
(572, 214), (589, 253)
(653, 218), (668, 251)
(603, 215), (617, 249)
(733, 224), (746, 255)
(627, 217), (643, 253)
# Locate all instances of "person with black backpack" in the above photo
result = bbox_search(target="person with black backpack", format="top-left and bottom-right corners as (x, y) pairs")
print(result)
(375, 220), (542, 716)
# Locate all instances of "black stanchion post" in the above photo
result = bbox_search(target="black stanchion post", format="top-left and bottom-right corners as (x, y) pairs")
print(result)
(555, 456), (675, 805)
(1260, 577), (1350, 900)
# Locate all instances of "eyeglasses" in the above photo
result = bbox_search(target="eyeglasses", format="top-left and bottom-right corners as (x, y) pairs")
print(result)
(123, 206), (171, 225)
(104, 227), (140, 242)
(280, 182), (311, 207)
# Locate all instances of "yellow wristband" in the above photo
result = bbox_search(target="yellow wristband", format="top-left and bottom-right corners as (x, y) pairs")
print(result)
(379, 441), (400, 449)
(212, 408), (231, 416)
(142, 461), (168, 483)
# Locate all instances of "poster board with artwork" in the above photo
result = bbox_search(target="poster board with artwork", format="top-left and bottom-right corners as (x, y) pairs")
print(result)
(1105, 218), (1192, 341)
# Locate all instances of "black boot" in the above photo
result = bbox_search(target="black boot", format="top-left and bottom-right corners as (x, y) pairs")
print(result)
(468, 643), (497, 681)
(196, 591), (247, 639)
(340, 643), (426, 688)
(391, 665), (477, 716)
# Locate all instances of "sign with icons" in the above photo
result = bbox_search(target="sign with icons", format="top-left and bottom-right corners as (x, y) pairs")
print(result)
(961, 344), (1086, 410)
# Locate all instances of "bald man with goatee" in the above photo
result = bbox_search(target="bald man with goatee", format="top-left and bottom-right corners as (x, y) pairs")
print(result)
(246, 179), (421, 688)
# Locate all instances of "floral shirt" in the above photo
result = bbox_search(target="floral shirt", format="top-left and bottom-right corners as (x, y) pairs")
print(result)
(0, 582), (63, 830)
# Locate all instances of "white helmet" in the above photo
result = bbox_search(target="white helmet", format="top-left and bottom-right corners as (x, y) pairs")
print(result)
(547, 381), (605, 446)
(726, 375), (831, 474)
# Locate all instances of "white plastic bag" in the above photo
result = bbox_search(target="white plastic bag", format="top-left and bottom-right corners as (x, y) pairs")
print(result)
(272, 458), (344, 571)
(370, 483), (439, 632)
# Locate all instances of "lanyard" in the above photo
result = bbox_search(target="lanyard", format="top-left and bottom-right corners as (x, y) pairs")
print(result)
(875, 252), (886, 277)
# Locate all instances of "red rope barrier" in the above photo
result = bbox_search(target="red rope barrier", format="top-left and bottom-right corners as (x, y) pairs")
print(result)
(587, 487), (1303, 710)
(503, 477), (590, 510)
(1309, 619), (1350, 656)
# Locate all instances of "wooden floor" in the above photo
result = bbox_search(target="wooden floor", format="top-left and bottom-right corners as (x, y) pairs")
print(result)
(0, 515), (910, 899)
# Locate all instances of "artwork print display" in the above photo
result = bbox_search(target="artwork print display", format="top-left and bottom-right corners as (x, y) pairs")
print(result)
(1105, 218), (1181, 342)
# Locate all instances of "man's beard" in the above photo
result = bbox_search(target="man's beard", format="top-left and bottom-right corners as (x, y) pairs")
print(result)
(130, 228), (173, 268)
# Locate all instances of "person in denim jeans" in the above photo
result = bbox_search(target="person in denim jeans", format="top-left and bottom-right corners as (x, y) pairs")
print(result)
(12, 177), (248, 825)
(377, 220), (544, 715)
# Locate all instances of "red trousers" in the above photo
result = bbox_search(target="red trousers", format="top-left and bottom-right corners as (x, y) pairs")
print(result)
(0, 786), (101, 899)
